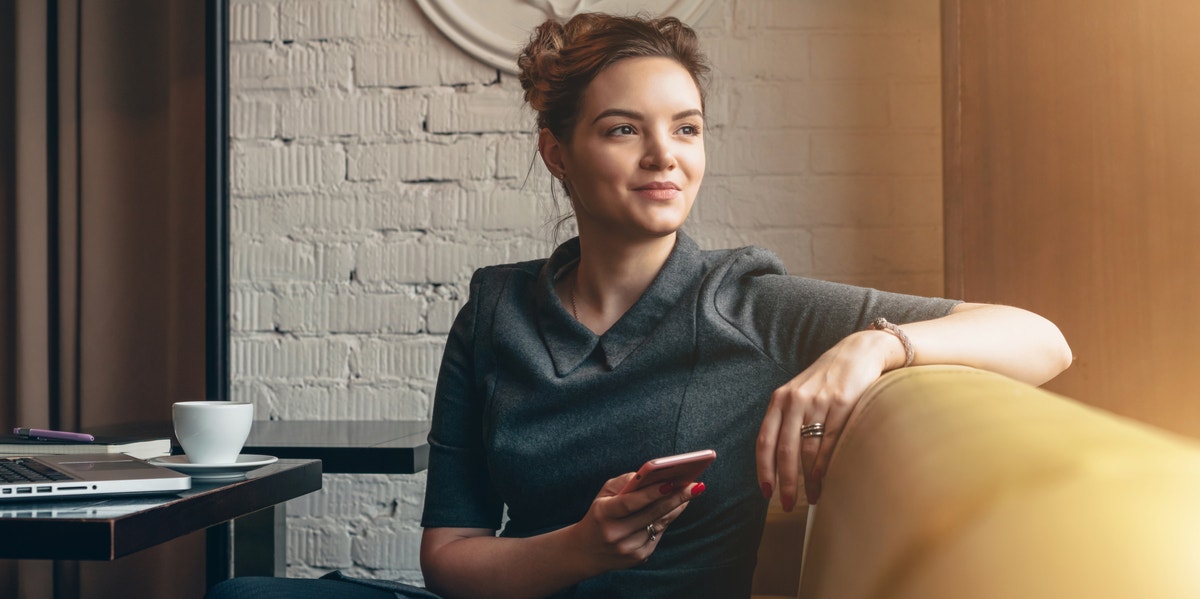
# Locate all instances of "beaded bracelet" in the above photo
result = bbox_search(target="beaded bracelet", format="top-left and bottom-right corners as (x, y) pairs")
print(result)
(869, 317), (914, 368)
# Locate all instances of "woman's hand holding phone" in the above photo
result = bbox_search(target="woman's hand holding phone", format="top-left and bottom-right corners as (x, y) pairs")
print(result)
(564, 451), (714, 574)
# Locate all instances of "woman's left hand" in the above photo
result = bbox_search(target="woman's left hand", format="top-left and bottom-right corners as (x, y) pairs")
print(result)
(756, 329), (901, 510)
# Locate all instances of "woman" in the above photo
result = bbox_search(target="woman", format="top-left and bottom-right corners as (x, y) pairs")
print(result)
(209, 12), (1071, 599)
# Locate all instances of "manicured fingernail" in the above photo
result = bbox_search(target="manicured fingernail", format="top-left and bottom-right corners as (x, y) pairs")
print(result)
(760, 482), (772, 499)
(690, 482), (706, 497)
(782, 493), (795, 513)
(659, 482), (675, 495)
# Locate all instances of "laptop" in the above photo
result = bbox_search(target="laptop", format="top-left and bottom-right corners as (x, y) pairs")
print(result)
(0, 453), (191, 501)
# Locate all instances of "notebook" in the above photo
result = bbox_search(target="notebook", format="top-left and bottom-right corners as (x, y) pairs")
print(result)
(0, 453), (190, 502)
(0, 434), (172, 460)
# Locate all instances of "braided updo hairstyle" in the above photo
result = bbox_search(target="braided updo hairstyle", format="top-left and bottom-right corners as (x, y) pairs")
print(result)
(517, 13), (711, 145)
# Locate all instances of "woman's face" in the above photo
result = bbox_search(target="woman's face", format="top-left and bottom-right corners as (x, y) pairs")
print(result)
(548, 56), (706, 242)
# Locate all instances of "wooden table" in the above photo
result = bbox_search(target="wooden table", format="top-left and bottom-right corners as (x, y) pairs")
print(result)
(0, 458), (322, 588)
(91, 419), (432, 579)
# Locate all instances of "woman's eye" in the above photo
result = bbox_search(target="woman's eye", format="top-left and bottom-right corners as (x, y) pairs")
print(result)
(609, 125), (635, 136)
(678, 124), (701, 136)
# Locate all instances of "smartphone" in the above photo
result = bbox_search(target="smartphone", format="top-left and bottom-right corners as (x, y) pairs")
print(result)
(617, 449), (716, 495)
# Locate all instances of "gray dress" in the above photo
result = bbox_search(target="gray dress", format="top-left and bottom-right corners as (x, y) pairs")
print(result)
(421, 232), (959, 598)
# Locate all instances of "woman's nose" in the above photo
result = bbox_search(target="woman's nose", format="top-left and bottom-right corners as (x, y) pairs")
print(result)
(640, 131), (676, 170)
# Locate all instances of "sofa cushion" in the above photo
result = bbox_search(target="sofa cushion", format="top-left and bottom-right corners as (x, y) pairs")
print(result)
(798, 366), (1200, 599)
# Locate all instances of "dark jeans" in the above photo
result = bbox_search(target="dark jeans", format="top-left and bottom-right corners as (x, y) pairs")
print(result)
(205, 570), (442, 599)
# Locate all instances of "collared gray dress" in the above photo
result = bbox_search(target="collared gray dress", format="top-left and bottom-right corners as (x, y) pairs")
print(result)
(421, 232), (959, 598)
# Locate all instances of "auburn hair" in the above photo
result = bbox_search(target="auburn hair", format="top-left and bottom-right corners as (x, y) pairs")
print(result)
(517, 12), (710, 143)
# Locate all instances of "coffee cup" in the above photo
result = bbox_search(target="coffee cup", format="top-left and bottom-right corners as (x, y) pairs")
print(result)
(172, 401), (254, 464)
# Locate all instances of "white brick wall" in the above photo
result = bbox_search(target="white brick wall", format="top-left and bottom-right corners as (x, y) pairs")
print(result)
(229, 0), (944, 584)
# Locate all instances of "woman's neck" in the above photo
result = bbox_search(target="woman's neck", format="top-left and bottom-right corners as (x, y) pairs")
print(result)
(566, 231), (677, 335)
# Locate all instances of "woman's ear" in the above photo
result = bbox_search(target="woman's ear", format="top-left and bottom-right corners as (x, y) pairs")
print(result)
(538, 128), (567, 180)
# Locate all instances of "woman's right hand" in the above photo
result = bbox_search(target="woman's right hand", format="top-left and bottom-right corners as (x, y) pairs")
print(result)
(567, 472), (706, 572)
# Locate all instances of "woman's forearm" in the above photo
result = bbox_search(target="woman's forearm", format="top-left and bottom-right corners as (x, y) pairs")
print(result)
(899, 302), (1073, 385)
(421, 526), (596, 599)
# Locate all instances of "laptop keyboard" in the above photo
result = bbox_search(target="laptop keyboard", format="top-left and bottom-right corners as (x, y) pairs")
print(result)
(0, 458), (72, 484)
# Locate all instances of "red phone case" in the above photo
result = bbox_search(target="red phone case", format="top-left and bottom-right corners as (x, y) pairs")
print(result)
(617, 449), (716, 495)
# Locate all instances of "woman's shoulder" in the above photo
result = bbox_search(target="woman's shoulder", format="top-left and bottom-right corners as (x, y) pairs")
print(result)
(468, 258), (547, 289)
(695, 242), (789, 286)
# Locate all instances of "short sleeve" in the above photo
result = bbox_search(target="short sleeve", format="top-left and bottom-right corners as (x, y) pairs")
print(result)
(713, 247), (961, 373)
(421, 269), (505, 530)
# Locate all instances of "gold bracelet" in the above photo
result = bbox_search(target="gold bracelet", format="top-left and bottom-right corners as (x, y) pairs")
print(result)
(869, 317), (914, 368)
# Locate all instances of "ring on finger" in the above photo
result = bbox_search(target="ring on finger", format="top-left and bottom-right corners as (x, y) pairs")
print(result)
(801, 422), (825, 438)
(646, 523), (658, 543)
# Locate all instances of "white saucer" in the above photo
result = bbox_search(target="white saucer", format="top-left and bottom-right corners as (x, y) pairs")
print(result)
(149, 454), (278, 481)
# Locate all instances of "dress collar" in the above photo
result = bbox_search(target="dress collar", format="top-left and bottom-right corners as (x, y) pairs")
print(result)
(536, 231), (704, 376)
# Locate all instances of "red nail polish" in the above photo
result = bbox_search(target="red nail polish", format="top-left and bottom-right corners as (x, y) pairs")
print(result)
(760, 482), (772, 499)
(690, 482), (706, 497)
(659, 482), (675, 495)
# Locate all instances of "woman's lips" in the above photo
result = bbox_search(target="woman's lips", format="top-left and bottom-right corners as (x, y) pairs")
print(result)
(633, 182), (681, 200)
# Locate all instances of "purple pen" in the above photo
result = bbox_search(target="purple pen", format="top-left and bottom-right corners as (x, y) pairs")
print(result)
(12, 427), (95, 443)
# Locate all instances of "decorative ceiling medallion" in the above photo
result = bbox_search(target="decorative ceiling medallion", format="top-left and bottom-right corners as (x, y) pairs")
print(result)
(415, 0), (718, 74)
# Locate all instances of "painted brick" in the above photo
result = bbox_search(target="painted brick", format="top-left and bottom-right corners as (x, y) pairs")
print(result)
(427, 87), (530, 134)
(280, 0), (429, 41)
(697, 175), (895, 228)
(358, 337), (445, 382)
(426, 295), (465, 336)
(347, 138), (491, 182)
(753, 228), (816, 274)
(707, 33), (809, 80)
(232, 142), (346, 194)
(289, 473), (426, 519)
(737, 0), (892, 31)
(495, 135), (537, 180)
(811, 131), (940, 175)
(351, 529), (423, 570)
(230, 287), (277, 332)
(230, 2), (276, 42)
(233, 191), (436, 236)
(230, 97), (277, 139)
(280, 92), (424, 138)
(731, 81), (890, 129)
(276, 290), (424, 334)
(811, 33), (940, 81)
(707, 128), (810, 176)
(356, 240), (429, 284)
(356, 38), (496, 88)
(456, 184), (543, 230)
(231, 337), (352, 380)
(280, 0), (373, 40)
(811, 225), (943, 275)
(424, 239), (489, 282)
(289, 521), (352, 568)
(265, 382), (430, 420)
(231, 239), (353, 283)
(230, 43), (352, 91)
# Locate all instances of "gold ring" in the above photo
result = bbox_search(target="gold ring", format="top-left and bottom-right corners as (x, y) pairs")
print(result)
(801, 423), (825, 438)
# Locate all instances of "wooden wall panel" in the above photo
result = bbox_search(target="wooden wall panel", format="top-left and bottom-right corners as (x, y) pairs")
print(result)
(943, 0), (1200, 437)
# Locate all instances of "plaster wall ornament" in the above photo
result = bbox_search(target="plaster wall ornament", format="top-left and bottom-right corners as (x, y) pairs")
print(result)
(414, 0), (718, 74)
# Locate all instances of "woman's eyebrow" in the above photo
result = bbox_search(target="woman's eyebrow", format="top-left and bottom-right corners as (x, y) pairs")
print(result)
(590, 108), (705, 124)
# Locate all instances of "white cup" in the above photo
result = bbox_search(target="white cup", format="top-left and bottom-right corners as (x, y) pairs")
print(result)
(172, 401), (254, 464)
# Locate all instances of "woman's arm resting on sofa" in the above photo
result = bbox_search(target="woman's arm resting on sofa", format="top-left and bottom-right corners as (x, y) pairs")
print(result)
(757, 302), (1072, 510)
(904, 302), (1073, 386)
